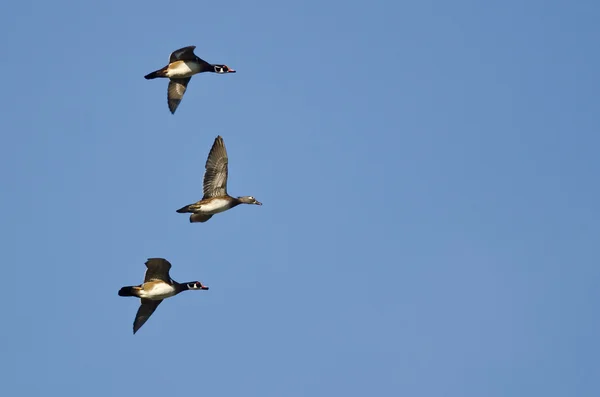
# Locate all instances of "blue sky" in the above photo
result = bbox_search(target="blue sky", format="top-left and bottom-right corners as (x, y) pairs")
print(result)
(1, 0), (599, 395)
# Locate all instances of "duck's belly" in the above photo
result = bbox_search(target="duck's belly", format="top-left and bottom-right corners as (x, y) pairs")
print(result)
(166, 60), (202, 78)
(199, 198), (232, 214)
(139, 282), (177, 300)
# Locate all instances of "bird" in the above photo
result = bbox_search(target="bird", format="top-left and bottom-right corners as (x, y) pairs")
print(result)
(118, 258), (209, 334)
(144, 45), (236, 114)
(176, 135), (262, 223)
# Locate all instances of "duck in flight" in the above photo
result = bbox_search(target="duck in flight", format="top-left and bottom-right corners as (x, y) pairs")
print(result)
(118, 258), (209, 334)
(176, 135), (262, 223)
(144, 45), (236, 114)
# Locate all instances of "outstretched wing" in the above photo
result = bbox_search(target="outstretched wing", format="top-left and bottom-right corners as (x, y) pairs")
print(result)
(203, 136), (229, 198)
(169, 46), (197, 63)
(167, 77), (191, 114)
(143, 258), (172, 283)
(133, 299), (163, 334)
(190, 214), (213, 223)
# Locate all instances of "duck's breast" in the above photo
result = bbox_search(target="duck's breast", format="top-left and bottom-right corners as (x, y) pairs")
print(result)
(139, 281), (177, 300)
(200, 198), (233, 214)
(166, 60), (203, 78)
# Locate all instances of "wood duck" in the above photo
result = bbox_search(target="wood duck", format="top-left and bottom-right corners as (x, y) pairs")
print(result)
(144, 45), (236, 114)
(118, 258), (209, 334)
(176, 135), (262, 223)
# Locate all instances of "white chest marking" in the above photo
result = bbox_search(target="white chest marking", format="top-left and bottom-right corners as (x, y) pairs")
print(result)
(166, 61), (202, 78)
(139, 282), (176, 300)
(200, 198), (231, 214)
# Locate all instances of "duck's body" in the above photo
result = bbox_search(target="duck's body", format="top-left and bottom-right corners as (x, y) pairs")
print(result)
(149, 60), (204, 79)
(144, 46), (236, 114)
(125, 280), (180, 300)
(178, 197), (239, 215)
(118, 258), (209, 334)
(176, 136), (262, 223)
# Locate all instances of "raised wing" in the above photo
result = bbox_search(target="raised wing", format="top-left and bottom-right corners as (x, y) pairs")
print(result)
(169, 46), (197, 63)
(133, 299), (163, 334)
(144, 258), (172, 283)
(203, 136), (229, 198)
(167, 77), (191, 114)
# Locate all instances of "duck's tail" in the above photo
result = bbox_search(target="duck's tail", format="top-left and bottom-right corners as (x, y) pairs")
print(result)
(118, 286), (138, 297)
(144, 66), (168, 80)
(176, 204), (194, 213)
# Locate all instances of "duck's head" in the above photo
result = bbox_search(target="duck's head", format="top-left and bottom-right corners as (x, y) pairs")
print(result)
(237, 196), (262, 205)
(187, 281), (209, 290)
(213, 64), (236, 74)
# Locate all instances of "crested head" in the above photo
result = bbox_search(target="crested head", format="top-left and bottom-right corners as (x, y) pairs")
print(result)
(186, 281), (209, 290)
(237, 196), (262, 205)
(213, 64), (236, 74)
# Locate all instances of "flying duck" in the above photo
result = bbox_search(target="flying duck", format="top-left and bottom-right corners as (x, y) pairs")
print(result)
(144, 45), (236, 114)
(176, 135), (262, 223)
(118, 258), (209, 334)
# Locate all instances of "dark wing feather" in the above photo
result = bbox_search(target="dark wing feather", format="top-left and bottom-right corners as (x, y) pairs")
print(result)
(144, 258), (172, 283)
(190, 214), (213, 223)
(167, 77), (191, 114)
(133, 299), (162, 334)
(203, 136), (229, 198)
(169, 46), (197, 63)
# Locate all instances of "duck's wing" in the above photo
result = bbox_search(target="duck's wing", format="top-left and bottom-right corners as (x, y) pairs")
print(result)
(202, 136), (229, 198)
(143, 258), (173, 283)
(167, 77), (191, 114)
(133, 299), (163, 334)
(169, 46), (197, 63)
(190, 214), (213, 223)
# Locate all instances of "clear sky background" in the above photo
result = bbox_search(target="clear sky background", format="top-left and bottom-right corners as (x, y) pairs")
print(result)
(1, 0), (598, 396)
